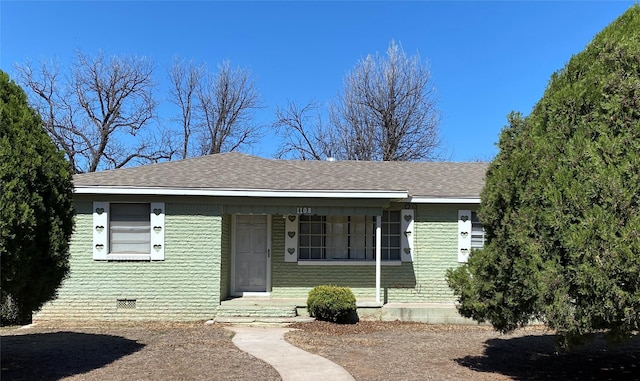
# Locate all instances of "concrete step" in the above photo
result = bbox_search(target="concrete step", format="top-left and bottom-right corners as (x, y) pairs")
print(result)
(212, 315), (315, 325)
(216, 304), (298, 318)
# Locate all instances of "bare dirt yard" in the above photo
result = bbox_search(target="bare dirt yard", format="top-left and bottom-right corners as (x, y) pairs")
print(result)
(3, 320), (640, 380)
(1, 322), (280, 381)
(287, 321), (640, 380)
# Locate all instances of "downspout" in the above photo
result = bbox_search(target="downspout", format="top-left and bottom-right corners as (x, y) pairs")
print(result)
(375, 215), (381, 303)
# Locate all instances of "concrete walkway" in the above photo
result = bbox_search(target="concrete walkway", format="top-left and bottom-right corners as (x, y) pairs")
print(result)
(226, 326), (355, 381)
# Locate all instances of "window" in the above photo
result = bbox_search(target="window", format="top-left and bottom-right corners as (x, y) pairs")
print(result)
(93, 201), (164, 261)
(110, 203), (151, 254)
(470, 211), (486, 251)
(297, 211), (401, 261)
(382, 211), (401, 261)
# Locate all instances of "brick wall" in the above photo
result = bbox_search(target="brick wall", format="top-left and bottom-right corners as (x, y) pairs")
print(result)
(35, 201), (223, 322)
(269, 205), (465, 303)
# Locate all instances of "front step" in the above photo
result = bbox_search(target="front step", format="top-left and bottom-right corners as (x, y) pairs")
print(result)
(213, 315), (315, 324)
(216, 304), (298, 318)
(214, 299), (314, 324)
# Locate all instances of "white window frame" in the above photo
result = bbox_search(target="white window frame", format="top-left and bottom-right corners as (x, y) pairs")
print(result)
(93, 201), (165, 261)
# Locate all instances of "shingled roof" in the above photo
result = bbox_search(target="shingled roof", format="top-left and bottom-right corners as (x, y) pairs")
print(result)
(74, 152), (488, 199)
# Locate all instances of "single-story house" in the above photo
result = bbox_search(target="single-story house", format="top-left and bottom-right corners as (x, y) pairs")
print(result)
(35, 152), (488, 323)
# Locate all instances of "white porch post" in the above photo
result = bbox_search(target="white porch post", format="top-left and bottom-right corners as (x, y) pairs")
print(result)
(375, 215), (382, 304)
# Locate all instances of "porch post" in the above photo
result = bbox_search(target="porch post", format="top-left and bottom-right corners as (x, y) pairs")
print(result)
(375, 215), (381, 304)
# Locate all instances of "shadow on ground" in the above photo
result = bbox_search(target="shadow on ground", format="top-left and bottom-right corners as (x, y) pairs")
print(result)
(1, 331), (144, 381)
(456, 333), (640, 380)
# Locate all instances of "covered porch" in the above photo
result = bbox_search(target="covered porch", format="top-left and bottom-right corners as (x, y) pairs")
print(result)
(223, 199), (416, 305)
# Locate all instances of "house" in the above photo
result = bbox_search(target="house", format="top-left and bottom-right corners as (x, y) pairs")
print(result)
(35, 152), (488, 323)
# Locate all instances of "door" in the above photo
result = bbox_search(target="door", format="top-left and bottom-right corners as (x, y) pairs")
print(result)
(234, 215), (269, 293)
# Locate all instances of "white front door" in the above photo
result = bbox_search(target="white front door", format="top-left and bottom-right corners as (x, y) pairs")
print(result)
(234, 215), (269, 294)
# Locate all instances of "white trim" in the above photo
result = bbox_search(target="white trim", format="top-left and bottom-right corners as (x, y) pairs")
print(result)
(92, 202), (109, 260)
(400, 209), (414, 262)
(235, 292), (272, 297)
(408, 197), (481, 204)
(458, 210), (472, 263)
(105, 254), (151, 261)
(75, 186), (407, 199)
(150, 202), (165, 260)
(297, 260), (402, 266)
(375, 215), (382, 304)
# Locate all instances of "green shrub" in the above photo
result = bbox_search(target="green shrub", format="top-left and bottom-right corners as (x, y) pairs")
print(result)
(307, 285), (357, 323)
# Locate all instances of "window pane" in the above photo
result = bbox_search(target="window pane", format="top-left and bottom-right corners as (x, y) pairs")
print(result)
(110, 203), (150, 254)
(351, 247), (367, 259)
(310, 223), (323, 235)
(471, 211), (485, 250)
(388, 249), (401, 261)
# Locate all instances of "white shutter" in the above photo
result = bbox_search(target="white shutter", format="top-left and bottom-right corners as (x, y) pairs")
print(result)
(93, 201), (109, 260)
(284, 214), (298, 262)
(401, 209), (414, 262)
(150, 202), (165, 260)
(458, 210), (472, 263)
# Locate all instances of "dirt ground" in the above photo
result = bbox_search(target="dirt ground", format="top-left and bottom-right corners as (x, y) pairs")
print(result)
(287, 321), (640, 381)
(3, 321), (640, 380)
(1, 322), (280, 381)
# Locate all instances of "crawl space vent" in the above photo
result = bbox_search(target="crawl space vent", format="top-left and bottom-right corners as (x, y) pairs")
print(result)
(117, 299), (137, 309)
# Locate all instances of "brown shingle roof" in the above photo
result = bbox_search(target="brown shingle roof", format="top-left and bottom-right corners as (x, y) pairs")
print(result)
(73, 152), (488, 198)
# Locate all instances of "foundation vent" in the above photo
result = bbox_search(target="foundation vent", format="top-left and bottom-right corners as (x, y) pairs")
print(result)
(117, 299), (137, 309)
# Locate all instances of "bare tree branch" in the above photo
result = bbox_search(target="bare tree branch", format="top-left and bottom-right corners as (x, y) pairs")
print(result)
(191, 60), (263, 156)
(168, 58), (204, 159)
(15, 51), (174, 173)
(272, 100), (335, 160)
(331, 40), (442, 161)
(273, 41), (442, 162)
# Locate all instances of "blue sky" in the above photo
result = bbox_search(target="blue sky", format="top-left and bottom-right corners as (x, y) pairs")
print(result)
(1, 1), (635, 161)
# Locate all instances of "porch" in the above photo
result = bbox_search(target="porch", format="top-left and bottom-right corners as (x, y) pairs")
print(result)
(213, 297), (473, 325)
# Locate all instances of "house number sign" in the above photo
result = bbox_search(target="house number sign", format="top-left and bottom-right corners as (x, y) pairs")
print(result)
(297, 207), (312, 214)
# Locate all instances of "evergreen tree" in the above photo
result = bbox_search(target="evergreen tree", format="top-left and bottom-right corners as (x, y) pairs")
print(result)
(0, 70), (75, 325)
(447, 5), (640, 345)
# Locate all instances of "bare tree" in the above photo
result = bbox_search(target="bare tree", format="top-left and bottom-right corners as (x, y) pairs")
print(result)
(168, 58), (205, 159)
(274, 41), (441, 161)
(272, 100), (335, 160)
(15, 51), (174, 173)
(193, 60), (262, 156)
(331, 40), (441, 161)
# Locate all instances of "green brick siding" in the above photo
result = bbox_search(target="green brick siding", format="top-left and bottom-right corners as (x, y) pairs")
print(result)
(37, 199), (470, 321)
(36, 201), (223, 322)
(388, 205), (460, 302)
(269, 206), (464, 303)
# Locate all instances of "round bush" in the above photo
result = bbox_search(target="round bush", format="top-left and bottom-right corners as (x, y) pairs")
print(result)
(307, 285), (357, 323)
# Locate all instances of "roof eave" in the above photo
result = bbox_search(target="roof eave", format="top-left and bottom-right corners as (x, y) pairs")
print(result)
(74, 186), (408, 199)
(406, 196), (481, 204)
